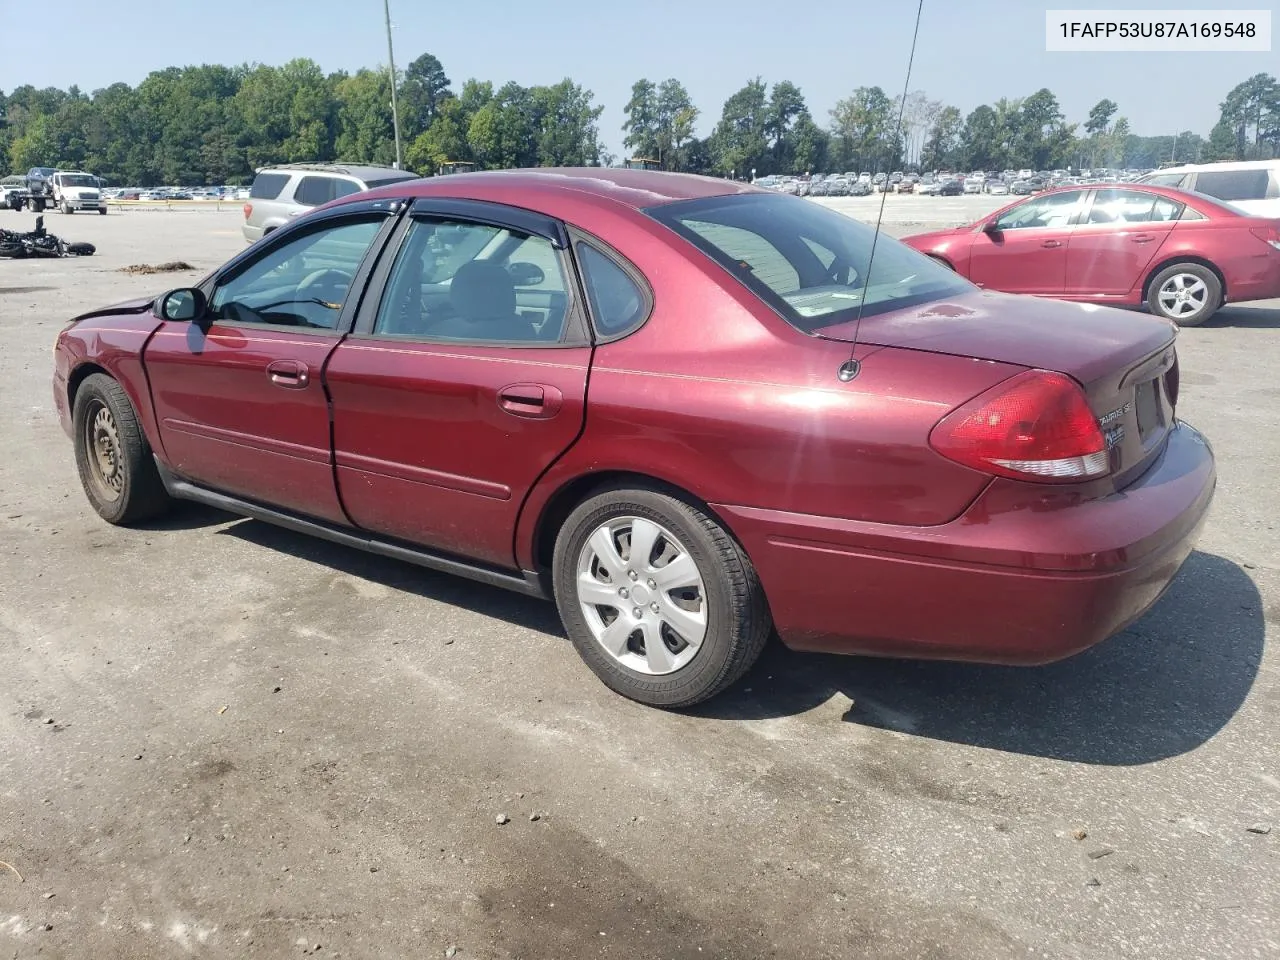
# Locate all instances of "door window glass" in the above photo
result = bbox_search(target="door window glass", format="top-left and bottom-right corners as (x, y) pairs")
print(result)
(209, 219), (382, 330)
(1086, 189), (1182, 224)
(994, 191), (1084, 230)
(1193, 170), (1269, 202)
(373, 219), (571, 342)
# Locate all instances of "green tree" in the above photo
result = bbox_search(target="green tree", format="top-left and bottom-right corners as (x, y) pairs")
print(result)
(621, 79), (659, 162)
(710, 78), (769, 177)
(921, 105), (962, 170)
(405, 79), (493, 172)
(399, 53), (452, 139)
(655, 79), (696, 170)
(764, 80), (806, 172)
(960, 105), (999, 169)
(829, 86), (892, 173)
(531, 79), (604, 166)
(1084, 98), (1118, 136)
(790, 112), (829, 174)
(333, 69), (397, 166)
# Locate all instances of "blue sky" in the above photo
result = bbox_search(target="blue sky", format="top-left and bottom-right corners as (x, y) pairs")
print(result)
(0, 0), (1272, 156)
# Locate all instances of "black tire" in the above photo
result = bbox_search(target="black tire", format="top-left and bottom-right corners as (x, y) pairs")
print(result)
(61, 202), (74, 215)
(98, 207), (108, 215)
(33, 198), (46, 213)
(0, 242), (23, 259)
(1146, 262), (1221, 327)
(66, 242), (96, 256)
(552, 485), (771, 708)
(72, 374), (171, 525)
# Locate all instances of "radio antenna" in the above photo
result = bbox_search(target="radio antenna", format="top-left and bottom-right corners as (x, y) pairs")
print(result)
(839, 0), (926, 383)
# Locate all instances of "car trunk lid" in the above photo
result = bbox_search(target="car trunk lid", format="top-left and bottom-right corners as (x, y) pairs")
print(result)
(818, 290), (1179, 484)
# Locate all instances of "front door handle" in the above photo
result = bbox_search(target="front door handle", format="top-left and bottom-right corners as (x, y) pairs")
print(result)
(498, 383), (563, 419)
(1130, 234), (1155, 243)
(267, 359), (310, 389)
(1040, 239), (1063, 248)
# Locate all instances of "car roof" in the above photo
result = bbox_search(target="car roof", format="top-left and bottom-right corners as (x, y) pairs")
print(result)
(1150, 159), (1280, 175)
(357, 167), (759, 211)
(260, 162), (416, 181)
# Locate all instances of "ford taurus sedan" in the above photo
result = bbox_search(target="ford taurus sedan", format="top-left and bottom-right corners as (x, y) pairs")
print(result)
(53, 169), (1215, 708)
(903, 183), (1280, 326)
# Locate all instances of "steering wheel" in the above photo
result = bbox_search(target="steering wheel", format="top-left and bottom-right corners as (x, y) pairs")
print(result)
(297, 268), (354, 307)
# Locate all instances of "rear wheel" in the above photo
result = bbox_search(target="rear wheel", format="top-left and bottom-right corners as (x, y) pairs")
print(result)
(72, 374), (171, 525)
(552, 486), (771, 708)
(98, 206), (107, 215)
(1147, 262), (1221, 327)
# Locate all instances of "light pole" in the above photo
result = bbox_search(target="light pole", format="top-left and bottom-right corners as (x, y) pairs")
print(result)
(383, 0), (403, 169)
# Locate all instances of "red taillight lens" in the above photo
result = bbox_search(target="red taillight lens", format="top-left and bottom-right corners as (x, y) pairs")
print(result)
(243, 203), (252, 220)
(930, 370), (1109, 482)
(1250, 225), (1280, 250)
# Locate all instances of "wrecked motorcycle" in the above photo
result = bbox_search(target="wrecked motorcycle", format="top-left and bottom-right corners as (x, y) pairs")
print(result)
(0, 216), (96, 259)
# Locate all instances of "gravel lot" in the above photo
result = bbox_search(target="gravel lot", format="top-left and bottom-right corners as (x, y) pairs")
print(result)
(1, 201), (1277, 960)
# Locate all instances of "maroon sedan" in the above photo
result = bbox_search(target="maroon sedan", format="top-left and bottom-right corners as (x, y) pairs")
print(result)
(903, 183), (1280, 326)
(53, 170), (1215, 708)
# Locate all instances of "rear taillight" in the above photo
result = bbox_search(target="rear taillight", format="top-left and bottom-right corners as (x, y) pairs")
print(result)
(1164, 353), (1180, 410)
(930, 370), (1109, 483)
(243, 203), (252, 220)
(1251, 225), (1280, 251)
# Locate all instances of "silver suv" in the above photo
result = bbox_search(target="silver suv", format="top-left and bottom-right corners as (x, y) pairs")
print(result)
(241, 163), (419, 243)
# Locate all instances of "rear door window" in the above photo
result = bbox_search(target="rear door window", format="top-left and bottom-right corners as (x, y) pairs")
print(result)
(294, 176), (337, 207)
(1192, 170), (1269, 202)
(249, 172), (291, 200)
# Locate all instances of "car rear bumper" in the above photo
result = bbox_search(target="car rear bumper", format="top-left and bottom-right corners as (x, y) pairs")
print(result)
(714, 421), (1215, 665)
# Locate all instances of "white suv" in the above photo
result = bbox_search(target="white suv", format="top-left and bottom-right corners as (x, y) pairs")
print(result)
(1139, 160), (1280, 218)
(241, 163), (420, 243)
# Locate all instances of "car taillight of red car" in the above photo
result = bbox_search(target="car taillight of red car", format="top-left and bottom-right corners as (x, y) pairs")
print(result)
(929, 370), (1110, 483)
(1250, 224), (1280, 251)
(243, 203), (253, 220)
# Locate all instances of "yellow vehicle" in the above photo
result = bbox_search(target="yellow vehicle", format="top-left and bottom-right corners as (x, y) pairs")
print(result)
(438, 161), (476, 176)
(624, 157), (661, 171)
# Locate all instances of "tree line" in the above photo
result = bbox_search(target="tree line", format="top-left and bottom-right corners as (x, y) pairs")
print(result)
(0, 55), (1275, 186)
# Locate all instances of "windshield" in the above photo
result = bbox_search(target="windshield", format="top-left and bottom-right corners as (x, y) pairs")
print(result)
(57, 174), (98, 188)
(646, 192), (972, 336)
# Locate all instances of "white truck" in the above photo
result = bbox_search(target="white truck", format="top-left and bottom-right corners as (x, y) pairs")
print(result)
(49, 171), (107, 215)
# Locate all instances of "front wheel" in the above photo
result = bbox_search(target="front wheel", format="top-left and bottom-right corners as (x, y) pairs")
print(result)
(98, 206), (107, 215)
(72, 374), (172, 525)
(61, 201), (74, 215)
(552, 487), (771, 708)
(1147, 263), (1221, 327)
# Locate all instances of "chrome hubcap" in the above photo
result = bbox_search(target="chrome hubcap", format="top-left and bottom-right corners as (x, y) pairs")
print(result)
(576, 516), (708, 676)
(88, 404), (123, 499)
(1158, 274), (1208, 319)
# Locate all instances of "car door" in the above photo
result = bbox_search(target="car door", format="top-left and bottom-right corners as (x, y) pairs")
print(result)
(325, 199), (592, 568)
(1064, 189), (1181, 298)
(966, 190), (1085, 295)
(142, 201), (401, 523)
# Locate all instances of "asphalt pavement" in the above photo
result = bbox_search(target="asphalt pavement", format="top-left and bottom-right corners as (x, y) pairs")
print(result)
(0, 203), (1276, 960)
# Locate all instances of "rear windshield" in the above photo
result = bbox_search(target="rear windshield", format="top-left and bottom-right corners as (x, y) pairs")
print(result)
(249, 172), (291, 200)
(646, 192), (971, 335)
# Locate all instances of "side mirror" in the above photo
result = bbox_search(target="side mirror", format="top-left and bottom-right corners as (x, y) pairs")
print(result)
(982, 219), (1002, 235)
(156, 288), (207, 322)
(506, 261), (546, 286)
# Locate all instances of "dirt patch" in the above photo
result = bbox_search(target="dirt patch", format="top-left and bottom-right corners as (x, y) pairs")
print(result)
(120, 262), (197, 275)
(0, 286), (56, 295)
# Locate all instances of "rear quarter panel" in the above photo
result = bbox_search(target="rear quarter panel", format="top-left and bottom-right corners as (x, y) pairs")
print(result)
(510, 198), (1025, 569)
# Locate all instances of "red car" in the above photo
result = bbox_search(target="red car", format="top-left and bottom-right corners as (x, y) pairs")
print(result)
(903, 183), (1280, 326)
(53, 170), (1215, 708)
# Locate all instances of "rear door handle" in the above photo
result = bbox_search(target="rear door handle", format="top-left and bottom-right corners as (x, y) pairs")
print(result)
(498, 383), (563, 419)
(1040, 239), (1063, 248)
(267, 359), (310, 389)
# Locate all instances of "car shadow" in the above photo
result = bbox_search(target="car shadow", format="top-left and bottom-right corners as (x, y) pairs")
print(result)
(133, 502), (242, 532)
(691, 551), (1264, 766)
(216, 516), (563, 635)
(1204, 302), (1280, 329)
